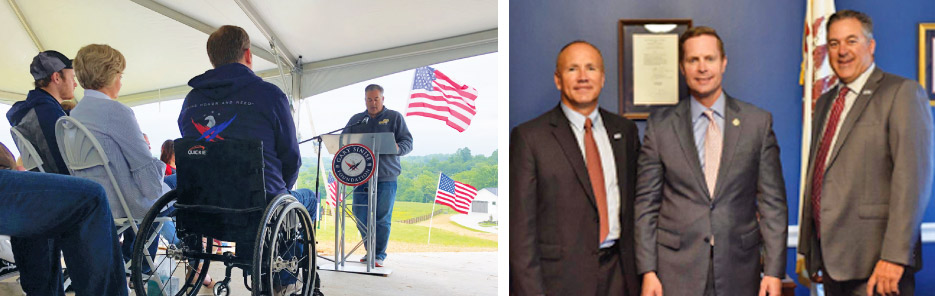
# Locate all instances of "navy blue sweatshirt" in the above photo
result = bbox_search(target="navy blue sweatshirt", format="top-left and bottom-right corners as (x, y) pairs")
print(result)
(344, 107), (413, 182)
(178, 63), (300, 196)
(6, 89), (69, 174)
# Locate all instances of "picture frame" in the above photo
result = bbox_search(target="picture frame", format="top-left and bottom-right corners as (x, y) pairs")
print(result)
(919, 23), (935, 106)
(618, 19), (692, 120)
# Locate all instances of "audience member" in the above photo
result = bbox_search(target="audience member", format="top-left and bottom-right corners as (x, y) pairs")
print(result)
(178, 25), (321, 295)
(6, 50), (76, 174)
(60, 99), (76, 112)
(4, 50), (77, 296)
(67, 44), (178, 274)
(160, 139), (176, 176)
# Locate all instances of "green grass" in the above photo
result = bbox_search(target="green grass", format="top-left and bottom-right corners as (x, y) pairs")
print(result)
(389, 201), (447, 221)
(314, 215), (496, 248)
(450, 220), (489, 233)
(314, 201), (494, 249)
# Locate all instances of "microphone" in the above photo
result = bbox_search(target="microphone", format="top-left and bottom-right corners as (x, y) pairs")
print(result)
(299, 116), (370, 145)
(349, 116), (369, 128)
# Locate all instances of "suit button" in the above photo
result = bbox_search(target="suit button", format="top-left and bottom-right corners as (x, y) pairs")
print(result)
(704, 237), (710, 243)
(710, 204), (715, 210)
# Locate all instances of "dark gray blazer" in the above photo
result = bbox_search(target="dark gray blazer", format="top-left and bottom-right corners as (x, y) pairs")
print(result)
(510, 105), (640, 296)
(634, 95), (787, 296)
(799, 68), (934, 281)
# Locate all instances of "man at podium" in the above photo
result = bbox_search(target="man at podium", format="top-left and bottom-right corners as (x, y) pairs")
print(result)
(343, 84), (414, 267)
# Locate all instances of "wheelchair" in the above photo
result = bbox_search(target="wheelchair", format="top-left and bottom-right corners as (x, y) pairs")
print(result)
(129, 138), (317, 296)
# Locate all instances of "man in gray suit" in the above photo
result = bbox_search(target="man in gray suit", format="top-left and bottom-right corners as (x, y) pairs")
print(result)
(798, 10), (934, 296)
(635, 26), (787, 296)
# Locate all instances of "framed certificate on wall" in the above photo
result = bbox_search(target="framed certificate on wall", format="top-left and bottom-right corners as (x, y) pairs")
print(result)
(920, 23), (935, 106)
(618, 19), (691, 119)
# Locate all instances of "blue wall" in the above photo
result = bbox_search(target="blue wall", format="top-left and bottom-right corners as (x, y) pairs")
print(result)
(509, 0), (935, 294)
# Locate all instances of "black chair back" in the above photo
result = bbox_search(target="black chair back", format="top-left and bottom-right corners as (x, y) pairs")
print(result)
(173, 138), (266, 242)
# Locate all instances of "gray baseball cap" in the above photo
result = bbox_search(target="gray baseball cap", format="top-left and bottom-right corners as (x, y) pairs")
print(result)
(30, 50), (72, 80)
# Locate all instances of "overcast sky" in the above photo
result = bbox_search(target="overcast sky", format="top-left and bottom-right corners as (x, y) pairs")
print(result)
(0, 52), (498, 159)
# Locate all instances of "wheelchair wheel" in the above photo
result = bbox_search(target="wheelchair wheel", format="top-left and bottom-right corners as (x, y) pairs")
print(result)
(130, 190), (215, 296)
(252, 194), (316, 296)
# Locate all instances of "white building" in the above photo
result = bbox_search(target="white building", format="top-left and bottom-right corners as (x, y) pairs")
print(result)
(469, 188), (498, 222)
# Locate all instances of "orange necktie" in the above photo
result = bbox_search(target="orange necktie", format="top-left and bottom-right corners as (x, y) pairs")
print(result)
(584, 118), (609, 244)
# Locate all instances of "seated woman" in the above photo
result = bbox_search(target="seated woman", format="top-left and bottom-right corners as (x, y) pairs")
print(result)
(69, 43), (167, 226)
(161, 139), (175, 176)
(67, 44), (195, 279)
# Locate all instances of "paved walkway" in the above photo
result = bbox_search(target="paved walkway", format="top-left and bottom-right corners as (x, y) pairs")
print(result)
(450, 214), (498, 234)
(0, 252), (498, 296)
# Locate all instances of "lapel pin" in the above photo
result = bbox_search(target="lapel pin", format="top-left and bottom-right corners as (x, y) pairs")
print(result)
(613, 133), (622, 140)
(732, 118), (740, 126)
(862, 90), (872, 95)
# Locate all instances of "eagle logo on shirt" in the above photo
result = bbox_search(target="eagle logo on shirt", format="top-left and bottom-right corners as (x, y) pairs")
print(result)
(192, 114), (237, 142)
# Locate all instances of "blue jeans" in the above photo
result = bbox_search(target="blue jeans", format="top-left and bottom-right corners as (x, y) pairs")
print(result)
(352, 181), (397, 261)
(0, 170), (127, 296)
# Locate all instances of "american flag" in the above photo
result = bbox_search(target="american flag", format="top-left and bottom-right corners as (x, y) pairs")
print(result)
(434, 173), (477, 214)
(406, 66), (478, 132)
(797, 0), (836, 290)
(326, 173), (340, 207)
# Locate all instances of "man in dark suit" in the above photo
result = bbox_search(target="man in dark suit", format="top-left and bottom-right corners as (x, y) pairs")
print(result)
(634, 26), (787, 296)
(798, 10), (934, 296)
(510, 40), (640, 296)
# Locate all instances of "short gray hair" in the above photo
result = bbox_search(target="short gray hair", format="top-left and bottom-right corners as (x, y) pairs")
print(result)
(827, 9), (874, 40)
(365, 84), (383, 94)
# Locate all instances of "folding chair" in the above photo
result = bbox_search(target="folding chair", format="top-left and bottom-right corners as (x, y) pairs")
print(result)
(53, 116), (171, 285)
(10, 126), (45, 172)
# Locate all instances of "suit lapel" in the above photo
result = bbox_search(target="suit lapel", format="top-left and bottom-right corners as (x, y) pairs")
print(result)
(825, 68), (883, 171)
(601, 109), (628, 200)
(803, 89), (835, 199)
(549, 106), (597, 207)
(672, 100), (711, 200)
(713, 96), (742, 199)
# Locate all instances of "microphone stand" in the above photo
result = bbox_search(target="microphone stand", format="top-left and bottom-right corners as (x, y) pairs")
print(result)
(300, 119), (368, 224)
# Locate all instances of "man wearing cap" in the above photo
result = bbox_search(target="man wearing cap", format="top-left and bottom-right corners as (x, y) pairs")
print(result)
(6, 50), (77, 174)
(4, 50), (79, 295)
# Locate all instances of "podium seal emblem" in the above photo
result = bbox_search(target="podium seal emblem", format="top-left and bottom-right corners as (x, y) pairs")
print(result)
(332, 143), (375, 186)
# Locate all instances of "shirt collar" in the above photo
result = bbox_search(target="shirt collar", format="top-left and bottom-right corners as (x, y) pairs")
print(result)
(842, 63), (876, 95)
(560, 103), (601, 130)
(366, 106), (387, 118)
(82, 89), (111, 101)
(690, 91), (726, 121)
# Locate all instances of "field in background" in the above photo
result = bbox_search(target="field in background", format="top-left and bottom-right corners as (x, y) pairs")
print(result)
(314, 201), (496, 256)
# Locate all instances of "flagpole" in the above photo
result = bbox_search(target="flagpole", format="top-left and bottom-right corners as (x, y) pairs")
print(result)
(428, 172), (442, 245)
(405, 67), (419, 116)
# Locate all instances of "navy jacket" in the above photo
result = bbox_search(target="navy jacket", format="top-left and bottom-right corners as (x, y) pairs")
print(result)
(6, 89), (69, 174)
(178, 63), (300, 196)
(344, 107), (413, 182)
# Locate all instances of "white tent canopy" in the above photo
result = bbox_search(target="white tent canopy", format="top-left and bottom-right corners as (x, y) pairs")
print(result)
(0, 0), (497, 107)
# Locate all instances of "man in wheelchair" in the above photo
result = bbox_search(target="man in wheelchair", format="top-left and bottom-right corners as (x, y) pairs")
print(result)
(169, 24), (322, 296)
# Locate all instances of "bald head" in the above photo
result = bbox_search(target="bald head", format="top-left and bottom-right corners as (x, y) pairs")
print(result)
(555, 40), (604, 73)
(554, 40), (606, 115)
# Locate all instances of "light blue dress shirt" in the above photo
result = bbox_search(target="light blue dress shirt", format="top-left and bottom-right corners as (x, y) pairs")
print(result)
(690, 92), (726, 171)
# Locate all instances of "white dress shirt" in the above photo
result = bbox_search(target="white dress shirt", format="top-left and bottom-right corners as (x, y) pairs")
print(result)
(822, 64), (875, 167)
(561, 103), (620, 248)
